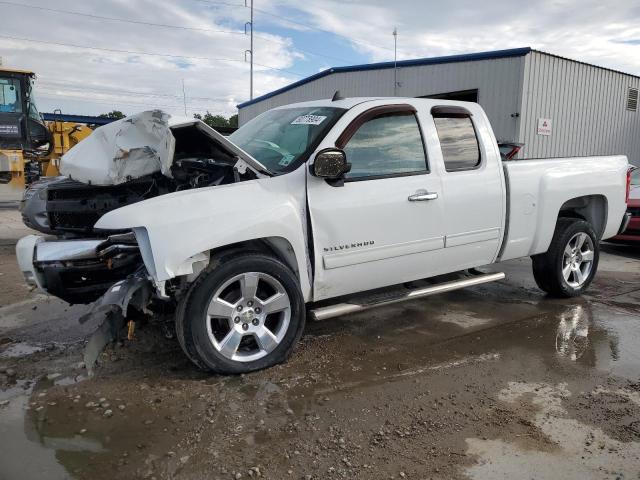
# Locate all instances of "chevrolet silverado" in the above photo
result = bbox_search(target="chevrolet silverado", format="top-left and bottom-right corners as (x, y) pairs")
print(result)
(16, 98), (632, 374)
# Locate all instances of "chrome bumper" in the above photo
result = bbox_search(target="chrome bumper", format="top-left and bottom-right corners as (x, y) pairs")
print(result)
(16, 235), (104, 291)
(16, 235), (45, 290)
(15, 234), (142, 304)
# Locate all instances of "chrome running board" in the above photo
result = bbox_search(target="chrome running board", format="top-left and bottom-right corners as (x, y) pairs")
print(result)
(309, 271), (505, 321)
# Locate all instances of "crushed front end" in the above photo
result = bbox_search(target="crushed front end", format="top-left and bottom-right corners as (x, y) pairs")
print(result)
(16, 232), (155, 372)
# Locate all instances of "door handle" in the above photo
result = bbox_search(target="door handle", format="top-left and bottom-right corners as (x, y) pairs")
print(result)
(408, 191), (438, 202)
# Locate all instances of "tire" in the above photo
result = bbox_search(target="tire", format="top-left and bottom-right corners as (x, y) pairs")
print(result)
(175, 251), (305, 374)
(532, 218), (599, 298)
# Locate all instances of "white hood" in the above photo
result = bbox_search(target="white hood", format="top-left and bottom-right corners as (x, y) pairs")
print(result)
(60, 110), (268, 186)
(61, 110), (175, 185)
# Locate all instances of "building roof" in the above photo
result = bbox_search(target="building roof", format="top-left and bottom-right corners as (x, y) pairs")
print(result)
(238, 47), (532, 109)
(238, 46), (640, 110)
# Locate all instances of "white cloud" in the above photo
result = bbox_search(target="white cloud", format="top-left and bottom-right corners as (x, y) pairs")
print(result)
(0, 0), (298, 117)
(274, 0), (640, 74)
(1, 0), (638, 118)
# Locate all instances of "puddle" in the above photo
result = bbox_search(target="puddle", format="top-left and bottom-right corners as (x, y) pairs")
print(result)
(0, 258), (637, 479)
(465, 382), (640, 480)
(0, 378), (104, 480)
(0, 342), (45, 358)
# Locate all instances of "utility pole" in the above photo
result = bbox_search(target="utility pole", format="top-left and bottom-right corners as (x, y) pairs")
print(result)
(393, 27), (398, 96)
(181, 79), (187, 116)
(245, 0), (254, 100)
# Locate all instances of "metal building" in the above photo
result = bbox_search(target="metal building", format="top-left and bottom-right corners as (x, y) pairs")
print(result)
(237, 47), (640, 163)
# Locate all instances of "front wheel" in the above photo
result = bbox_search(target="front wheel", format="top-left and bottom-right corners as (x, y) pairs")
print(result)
(176, 252), (306, 374)
(532, 218), (599, 298)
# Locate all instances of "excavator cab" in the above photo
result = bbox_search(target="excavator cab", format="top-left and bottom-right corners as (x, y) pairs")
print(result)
(0, 68), (51, 185)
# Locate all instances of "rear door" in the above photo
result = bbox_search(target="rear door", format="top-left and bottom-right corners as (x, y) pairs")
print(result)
(307, 103), (447, 300)
(429, 105), (505, 268)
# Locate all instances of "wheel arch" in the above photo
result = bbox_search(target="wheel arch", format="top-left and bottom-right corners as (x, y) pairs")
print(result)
(557, 194), (608, 239)
(208, 236), (302, 279)
(178, 236), (311, 301)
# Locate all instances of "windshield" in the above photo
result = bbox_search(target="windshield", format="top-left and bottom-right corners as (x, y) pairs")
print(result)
(229, 106), (345, 174)
(631, 168), (640, 186)
(0, 76), (22, 113)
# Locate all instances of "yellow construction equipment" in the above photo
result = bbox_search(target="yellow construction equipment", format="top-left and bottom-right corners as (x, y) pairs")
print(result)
(0, 67), (92, 192)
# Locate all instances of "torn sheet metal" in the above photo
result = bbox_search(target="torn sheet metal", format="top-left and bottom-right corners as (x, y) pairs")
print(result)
(81, 271), (152, 373)
(61, 110), (175, 185)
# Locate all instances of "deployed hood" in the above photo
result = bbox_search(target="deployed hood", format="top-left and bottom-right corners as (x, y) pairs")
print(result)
(60, 110), (268, 185)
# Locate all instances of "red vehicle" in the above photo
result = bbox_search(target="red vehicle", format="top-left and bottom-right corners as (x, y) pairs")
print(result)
(612, 167), (640, 243)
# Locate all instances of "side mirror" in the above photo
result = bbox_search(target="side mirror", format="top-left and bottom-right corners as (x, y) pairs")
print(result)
(312, 148), (350, 179)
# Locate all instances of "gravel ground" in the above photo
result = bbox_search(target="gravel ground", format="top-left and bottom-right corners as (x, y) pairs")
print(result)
(1, 208), (640, 480)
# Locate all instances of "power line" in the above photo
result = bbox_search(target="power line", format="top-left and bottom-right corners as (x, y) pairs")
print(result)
(38, 81), (234, 102)
(38, 85), (235, 105)
(0, 0), (355, 64)
(196, 0), (395, 53)
(37, 92), (231, 111)
(0, 0), (244, 35)
(253, 33), (354, 63)
(0, 34), (305, 77)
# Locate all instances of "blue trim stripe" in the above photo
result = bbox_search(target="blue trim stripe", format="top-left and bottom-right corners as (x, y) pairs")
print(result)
(42, 113), (115, 125)
(238, 47), (532, 109)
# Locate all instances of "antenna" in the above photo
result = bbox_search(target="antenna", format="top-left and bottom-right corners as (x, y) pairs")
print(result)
(332, 90), (344, 101)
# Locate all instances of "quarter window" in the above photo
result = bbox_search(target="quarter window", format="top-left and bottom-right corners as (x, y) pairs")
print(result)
(343, 113), (427, 179)
(433, 115), (481, 171)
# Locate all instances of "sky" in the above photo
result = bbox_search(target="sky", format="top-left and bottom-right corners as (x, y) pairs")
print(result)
(1, 0), (639, 119)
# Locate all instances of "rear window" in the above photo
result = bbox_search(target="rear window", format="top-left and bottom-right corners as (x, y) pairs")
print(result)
(433, 115), (481, 171)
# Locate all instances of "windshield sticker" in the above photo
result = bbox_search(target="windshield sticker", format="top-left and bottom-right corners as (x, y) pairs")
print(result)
(278, 154), (295, 166)
(291, 114), (327, 126)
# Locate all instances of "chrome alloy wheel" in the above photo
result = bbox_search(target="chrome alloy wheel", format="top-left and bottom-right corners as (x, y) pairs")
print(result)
(562, 232), (595, 288)
(205, 272), (291, 362)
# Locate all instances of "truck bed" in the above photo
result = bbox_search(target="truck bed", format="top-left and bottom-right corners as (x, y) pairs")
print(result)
(499, 155), (629, 261)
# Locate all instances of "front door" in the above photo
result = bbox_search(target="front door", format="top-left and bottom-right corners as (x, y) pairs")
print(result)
(307, 104), (447, 301)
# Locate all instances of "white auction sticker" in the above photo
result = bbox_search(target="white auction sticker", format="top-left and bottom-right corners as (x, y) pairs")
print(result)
(291, 114), (327, 125)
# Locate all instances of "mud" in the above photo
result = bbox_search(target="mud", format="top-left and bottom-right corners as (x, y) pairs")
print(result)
(1, 207), (640, 479)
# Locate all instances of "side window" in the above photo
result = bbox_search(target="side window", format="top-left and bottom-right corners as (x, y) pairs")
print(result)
(433, 114), (481, 171)
(343, 112), (427, 179)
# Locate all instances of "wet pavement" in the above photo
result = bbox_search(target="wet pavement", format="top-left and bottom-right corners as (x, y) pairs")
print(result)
(1, 208), (640, 479)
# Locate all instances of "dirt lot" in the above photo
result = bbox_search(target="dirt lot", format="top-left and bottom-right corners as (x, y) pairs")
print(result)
(1, 206), (640, 480)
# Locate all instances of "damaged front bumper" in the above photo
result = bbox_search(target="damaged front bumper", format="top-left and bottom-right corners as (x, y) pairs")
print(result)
(16, 232), (143, 304)
(16, 233), (156, 371)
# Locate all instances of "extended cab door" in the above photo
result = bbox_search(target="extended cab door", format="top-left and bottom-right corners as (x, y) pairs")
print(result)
(429, 105), (505, 269)
(307, 103), (447, 301)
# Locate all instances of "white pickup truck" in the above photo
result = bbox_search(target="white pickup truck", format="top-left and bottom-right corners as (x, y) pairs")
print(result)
(16, 97), (632, 374)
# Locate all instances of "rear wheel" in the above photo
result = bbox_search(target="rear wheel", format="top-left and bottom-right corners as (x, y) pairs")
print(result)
(176, 252), (305, 374)
(532, 218), (599, 298)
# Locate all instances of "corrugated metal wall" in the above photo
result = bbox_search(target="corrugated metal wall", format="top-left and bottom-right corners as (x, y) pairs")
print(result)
(519, 51), (640, 164)
(239, 57), (525, 143)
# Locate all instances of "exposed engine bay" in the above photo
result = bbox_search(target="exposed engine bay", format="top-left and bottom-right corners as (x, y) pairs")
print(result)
(20, 111), (263, 304)
(22, 116), (257, 237)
